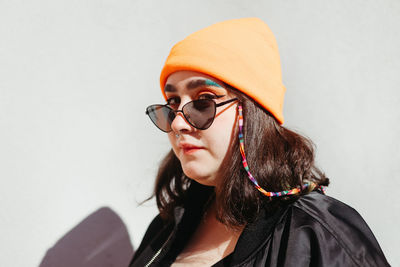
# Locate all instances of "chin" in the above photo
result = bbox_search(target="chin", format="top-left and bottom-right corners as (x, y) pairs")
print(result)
(182, 168), (217, 187)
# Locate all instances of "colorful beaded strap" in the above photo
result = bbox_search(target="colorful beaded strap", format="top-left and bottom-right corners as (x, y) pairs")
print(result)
(238, 105), (324, 197)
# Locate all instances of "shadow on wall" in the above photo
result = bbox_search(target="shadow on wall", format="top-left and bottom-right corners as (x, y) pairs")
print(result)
(39, 207), (134, 267)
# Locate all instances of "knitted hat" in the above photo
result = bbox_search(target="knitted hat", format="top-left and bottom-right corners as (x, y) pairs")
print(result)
(160, 17), (286, 124)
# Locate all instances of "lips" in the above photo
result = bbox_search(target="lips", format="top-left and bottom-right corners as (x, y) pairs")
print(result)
(178, 143), (204, 155)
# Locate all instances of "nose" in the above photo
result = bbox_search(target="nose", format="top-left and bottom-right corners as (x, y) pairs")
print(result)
(170, 111), (193, 134)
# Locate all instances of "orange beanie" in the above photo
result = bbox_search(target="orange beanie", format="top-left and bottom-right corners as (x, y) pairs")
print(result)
(160, 17), (286, 124)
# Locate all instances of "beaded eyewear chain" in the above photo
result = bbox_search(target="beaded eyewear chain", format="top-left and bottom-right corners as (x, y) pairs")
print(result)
(237, 105), (325, 197)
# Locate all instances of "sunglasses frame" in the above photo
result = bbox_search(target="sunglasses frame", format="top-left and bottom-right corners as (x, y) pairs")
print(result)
(146, 97), (238, 132)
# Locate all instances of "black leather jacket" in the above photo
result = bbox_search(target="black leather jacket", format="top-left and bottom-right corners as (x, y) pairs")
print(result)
(130, 186), (389, 267)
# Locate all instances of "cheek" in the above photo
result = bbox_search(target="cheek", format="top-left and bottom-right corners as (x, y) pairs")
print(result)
(208, 109), (237, 157)
(168, 133), (179, 156)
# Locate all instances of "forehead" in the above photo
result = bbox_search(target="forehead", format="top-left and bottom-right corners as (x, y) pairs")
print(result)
(164, 71), (225, 93)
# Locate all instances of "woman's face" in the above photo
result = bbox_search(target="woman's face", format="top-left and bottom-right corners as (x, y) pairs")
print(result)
(164, 70), (238, 187)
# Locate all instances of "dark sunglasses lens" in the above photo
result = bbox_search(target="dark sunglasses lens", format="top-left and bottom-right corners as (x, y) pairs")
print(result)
(184, 99), (216, 130)
(146, 105), (174, 132)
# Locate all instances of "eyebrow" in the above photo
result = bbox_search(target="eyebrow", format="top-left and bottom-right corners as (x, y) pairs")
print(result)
(164, 78), (223, 93)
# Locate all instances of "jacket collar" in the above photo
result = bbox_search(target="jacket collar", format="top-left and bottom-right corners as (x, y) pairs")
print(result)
(228, 204), (287, 265)
(175, 183), (288, 266)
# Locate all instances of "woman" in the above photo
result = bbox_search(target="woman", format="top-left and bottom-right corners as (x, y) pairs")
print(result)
(130, 18), (389, 266)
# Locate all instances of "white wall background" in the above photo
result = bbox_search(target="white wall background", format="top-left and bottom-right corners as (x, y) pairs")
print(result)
(1, 1), (399, 266)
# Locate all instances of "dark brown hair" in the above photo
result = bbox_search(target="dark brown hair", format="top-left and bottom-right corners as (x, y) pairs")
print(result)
(152, 87), (329, 227)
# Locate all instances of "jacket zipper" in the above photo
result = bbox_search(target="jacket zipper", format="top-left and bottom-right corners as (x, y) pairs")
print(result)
(144, 230), (174, 267)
